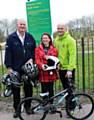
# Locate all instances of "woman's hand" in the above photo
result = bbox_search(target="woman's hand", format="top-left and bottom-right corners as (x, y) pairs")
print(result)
(44, 55), (49, 60)
(42, 64), (47, 71)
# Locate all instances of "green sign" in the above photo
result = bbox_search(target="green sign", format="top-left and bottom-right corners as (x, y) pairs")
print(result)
(26, 0), (52, 46)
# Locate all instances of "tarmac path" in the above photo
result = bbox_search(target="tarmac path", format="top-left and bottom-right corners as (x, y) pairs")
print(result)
(0, 110), (94, 120)
(0, 96), (94, 120)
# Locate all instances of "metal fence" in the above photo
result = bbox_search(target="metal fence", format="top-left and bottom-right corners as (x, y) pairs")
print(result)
(0, 37), (94, 95)
(76, 37), (94, 93)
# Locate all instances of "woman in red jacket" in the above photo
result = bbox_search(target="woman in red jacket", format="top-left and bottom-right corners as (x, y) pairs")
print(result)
(35, 32), (58, 104)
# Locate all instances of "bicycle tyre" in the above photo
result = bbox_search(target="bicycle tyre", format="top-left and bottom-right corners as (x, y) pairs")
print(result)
(17, 97), (46, 120)
(66, 93), (94, 120)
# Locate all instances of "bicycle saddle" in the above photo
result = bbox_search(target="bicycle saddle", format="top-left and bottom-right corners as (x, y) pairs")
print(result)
(40, 92), (49, 97)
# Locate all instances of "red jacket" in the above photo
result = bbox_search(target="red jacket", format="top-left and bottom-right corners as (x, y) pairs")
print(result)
(35, 44), (58, 82)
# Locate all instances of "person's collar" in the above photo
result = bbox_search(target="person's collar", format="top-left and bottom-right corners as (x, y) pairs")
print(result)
(58, 32), (69, 39)
(17, 30), (25, 39)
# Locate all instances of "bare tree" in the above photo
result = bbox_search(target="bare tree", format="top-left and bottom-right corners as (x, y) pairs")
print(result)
(67, 14), (94, 39)
(1, 19), (10, 37)
(9, 19), (17, 34)
(0, 19), (18, 42)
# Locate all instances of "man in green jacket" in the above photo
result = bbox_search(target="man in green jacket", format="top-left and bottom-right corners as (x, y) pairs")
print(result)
(54, 23), (76, 112)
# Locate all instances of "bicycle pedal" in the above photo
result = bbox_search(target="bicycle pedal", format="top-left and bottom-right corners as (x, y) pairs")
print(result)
(55, 110), (62, 118)
(61, 106), (66, 110)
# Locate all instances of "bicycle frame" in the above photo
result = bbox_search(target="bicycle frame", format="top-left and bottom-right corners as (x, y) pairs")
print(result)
(17, 87), (94, 120)
(33, 88), (69, 114)
(49, 89), (68, 105)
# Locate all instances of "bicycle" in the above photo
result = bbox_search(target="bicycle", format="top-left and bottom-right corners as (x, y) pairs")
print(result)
(17, 78), (94, 120)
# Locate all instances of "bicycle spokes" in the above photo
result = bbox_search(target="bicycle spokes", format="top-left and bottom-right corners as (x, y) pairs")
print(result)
(66, 94), (94, 120)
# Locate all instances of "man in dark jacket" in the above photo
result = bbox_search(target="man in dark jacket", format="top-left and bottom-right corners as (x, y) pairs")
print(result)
(4, 19), (36, 118)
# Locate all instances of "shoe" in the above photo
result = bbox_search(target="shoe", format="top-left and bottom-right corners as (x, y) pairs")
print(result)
(13, 112), (18, 118)
(25, 108), (32, 115)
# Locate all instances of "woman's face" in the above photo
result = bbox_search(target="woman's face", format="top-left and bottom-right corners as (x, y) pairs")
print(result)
(42, 34), (50, 47)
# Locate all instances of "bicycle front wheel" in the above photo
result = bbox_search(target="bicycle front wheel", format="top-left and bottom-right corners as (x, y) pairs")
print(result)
(17, 97), (46, 120)
(66, 93), (94, 120)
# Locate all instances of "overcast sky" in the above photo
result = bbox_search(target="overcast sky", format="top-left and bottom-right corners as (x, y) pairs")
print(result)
(0, 0), (94, 31)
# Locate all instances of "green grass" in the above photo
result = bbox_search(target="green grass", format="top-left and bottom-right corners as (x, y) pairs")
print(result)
(0, 65), (6, 94)
(76, 52), (94, 90)
(0, 52), (94, 95)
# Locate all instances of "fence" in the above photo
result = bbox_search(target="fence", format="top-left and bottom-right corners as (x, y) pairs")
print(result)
(75, 37), (94, 93)
(0, 37), (94, 95)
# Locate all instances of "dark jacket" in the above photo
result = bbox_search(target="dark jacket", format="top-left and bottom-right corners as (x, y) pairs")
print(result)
(4, 32), (36, 72)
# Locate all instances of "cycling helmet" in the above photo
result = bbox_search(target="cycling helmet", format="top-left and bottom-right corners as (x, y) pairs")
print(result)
(2, 71), (20, 97)
(9, 71), (20, 87)
(4, 86), (12, 97)
(2, 74), (11, 86)
(43, 56), (60, 71)
(21, 62), (39, 87)
(2, 74), (12, 97)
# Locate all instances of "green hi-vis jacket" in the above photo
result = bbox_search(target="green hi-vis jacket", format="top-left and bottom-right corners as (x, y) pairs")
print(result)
(54, 32), (76, 70)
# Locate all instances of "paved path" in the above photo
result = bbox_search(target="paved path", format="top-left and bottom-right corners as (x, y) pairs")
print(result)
(0, 98), (94, 120)
(0, 110), (94, 120)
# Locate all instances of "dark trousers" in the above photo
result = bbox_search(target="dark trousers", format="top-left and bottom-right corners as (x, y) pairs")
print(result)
(12, 79), (33, 112)
(41, 82), (54, 104)
(59, 69), (75, 109)
(59, 69), (75, 90)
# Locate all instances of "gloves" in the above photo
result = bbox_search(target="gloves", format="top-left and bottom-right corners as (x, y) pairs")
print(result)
(66, 71), (72, 78)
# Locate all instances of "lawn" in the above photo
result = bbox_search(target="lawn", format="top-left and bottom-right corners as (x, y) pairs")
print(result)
(75, 52), (94, 90)
(0, 52), (94, 95)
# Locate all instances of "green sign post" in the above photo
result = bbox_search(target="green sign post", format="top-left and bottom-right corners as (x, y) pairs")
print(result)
(26, 0), (52, 45)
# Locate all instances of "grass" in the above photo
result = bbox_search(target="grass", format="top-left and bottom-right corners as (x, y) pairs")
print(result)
(0, 52), (94, 95)
(75, 52), (94, 90)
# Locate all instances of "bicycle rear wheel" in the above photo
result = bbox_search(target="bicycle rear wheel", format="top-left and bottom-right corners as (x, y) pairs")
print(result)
(17, 97), (46, 120)
(66, 93), (94, 120)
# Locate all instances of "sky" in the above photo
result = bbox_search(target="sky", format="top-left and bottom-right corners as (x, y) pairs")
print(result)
(0, 0), (94, 31)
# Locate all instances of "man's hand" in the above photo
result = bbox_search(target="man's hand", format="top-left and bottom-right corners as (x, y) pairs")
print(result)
(65, 71), (72, 78)
(7, 68), (13, 74)
(26, 58), (33, 64)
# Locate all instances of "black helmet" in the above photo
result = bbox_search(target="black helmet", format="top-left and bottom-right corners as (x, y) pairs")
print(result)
(9, 71), (20, 87)
(4, 86), (12, 97)
(22, 62), (39, 87)
(2, 71), (20, 97)
(2, 74), (12, 97)
(43, 56), (60, 71)
(2, 74), (11, 86)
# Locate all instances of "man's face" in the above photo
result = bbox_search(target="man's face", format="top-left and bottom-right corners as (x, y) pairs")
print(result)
(57, 24), (66, 36)
(17, 20), (26, 33)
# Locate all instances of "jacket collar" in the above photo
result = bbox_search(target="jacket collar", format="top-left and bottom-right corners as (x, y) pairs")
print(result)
(16, 30), (25, 39)
(58, 32), (69, 40)
(39, 44), (54, 50)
